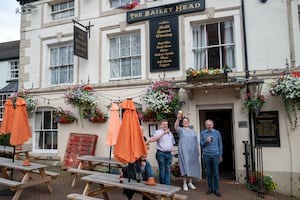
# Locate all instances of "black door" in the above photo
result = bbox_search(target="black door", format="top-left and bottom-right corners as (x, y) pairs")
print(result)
(199, 109), (235, 180)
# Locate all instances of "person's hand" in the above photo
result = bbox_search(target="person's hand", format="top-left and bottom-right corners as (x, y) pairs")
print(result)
(219, 157), (223, 162)
(164, 128), (170, 134)
(206, 136), (213, 143)
(177, 113), (182, 120)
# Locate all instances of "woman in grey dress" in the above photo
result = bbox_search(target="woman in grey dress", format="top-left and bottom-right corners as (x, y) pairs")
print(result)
(174, 115), (201, 191)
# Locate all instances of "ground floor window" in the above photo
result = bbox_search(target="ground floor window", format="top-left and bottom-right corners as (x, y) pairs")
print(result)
(33, 107), (57, 153)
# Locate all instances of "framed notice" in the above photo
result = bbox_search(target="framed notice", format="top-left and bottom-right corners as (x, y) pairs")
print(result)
(254, 111), (280, 147)
(149, 124), (157, 137)
(149, 16), (179, 72)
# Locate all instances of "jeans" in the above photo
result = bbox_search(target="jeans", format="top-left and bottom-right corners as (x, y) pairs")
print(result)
(203, 154), (220, 192)
(156, 151), (173, 185)
(145, 160), (154, 178)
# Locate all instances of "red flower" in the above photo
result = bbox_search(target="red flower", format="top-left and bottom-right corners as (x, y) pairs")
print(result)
(291, 71), (300, 77)
(84, 86), (93, 91)
(122, 1), (139, 9)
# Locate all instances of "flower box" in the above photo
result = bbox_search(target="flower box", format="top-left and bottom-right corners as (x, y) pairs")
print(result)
(187, 73), (228, 84)
(87, 117), (108, 123)
(55, 117), (76, 124)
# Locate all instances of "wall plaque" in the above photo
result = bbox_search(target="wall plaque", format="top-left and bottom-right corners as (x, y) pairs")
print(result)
(149, 16), (179, 72)
(254, 111), (280, 147)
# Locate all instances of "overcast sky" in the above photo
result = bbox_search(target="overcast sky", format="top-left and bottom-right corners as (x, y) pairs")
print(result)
(0, 0), (21, 43)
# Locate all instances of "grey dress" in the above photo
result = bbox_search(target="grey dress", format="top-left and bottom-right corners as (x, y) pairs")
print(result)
(177, 127), (201, 178)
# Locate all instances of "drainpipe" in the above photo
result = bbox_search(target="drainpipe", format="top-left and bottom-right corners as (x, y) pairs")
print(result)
(241, 0), (255, 177)
(286, 0), (296, 68)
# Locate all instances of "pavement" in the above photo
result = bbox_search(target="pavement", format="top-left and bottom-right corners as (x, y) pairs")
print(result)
(0, 166), (295, 200)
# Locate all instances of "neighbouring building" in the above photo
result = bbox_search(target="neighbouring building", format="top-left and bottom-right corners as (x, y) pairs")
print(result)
(15, 0), (300, 197)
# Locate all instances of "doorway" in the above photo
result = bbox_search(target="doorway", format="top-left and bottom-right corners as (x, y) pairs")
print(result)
(199, 109), (235, 180)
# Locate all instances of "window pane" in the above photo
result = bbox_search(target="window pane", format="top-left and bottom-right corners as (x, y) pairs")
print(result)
(193, 25), (205, 48)
(221, 21), (234, 44)
(207, 23), (219, 46)
(121, 58), (131, 77)
(222, 46), (235, 68)
(193, 49), (206, 69)
(50, 48), (58, 66)
(110, 38), (119, 58)
(131, 34), (141, 55)
(120, 36), (130, 57)
(132, 57), (141, 76)
(110, 60), (120, 78)
(207, 47), (220, 69)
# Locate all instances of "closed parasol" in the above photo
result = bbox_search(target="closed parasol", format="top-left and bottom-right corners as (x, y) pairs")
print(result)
(9, 97), (32, 147)
(106, 103), (120, 147)
(113, 99), (147, 164)
(0, 99), (14, 135)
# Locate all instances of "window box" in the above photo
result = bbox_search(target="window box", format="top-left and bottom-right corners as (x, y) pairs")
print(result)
(187, 73), (228, 84)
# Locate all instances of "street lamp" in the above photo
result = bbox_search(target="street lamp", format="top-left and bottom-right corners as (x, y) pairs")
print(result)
(246, 76), (264, 174)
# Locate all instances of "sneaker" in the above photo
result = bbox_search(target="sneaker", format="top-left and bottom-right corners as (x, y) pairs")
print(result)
(215, 191), (222, 197)
(183, 184), (188, 191)
(188, 183), (196, 189)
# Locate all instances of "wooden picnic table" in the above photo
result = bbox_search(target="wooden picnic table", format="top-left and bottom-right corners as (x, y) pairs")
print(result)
(68, 155), (125, 187)
(80, 172), (181, 200)
(0, 157), (59, 200)
(0, 145), (31, 160)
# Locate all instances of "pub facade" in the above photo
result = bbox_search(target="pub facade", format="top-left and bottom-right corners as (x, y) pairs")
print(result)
(16, 0), (300, 196)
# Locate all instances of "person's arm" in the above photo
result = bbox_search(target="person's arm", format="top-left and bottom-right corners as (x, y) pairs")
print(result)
(146, 130), (168, 143)
(218, 130), (223, 162)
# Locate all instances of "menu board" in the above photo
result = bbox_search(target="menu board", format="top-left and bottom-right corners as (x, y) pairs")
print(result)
(254, 111), (280, 147)
(149, 16), (179, 72)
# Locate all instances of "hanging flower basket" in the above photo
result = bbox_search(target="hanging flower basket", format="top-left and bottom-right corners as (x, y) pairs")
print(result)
(84, 108), (108, 123)
(10, 90), (37, 114)
(243, 93), (266, 115)
(55, 117), (76, 124)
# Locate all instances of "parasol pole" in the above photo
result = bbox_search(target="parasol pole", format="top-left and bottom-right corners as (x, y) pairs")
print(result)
(108, 146), (112, 173)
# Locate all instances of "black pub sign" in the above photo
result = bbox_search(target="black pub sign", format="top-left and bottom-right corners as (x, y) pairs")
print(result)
(150, 17), (179, 72)
(254, 111), (280, 147)
(127, 0), (205, 24)
(74, 25), (88, 59)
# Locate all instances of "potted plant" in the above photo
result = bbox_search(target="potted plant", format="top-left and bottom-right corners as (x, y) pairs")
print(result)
(186, 68), (227, 83)
(171, 162), (181, 177)
(84, 107), (108, 123)
(53, 108), (78, 124)
(248, 172), (278, 192)
(141, 79), (180, 121)
(269, 72), (300, 129)
(243, 93), (266, 115)
(64, 84), (98, 119)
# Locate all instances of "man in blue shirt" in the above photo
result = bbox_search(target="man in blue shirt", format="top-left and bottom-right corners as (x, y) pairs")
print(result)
(200, 119), (223, 197)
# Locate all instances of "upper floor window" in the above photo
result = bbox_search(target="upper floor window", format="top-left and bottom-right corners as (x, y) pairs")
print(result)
(110, 0), (140, 8)
(9, 60), (19, 80)
(51, 0), (74, 20)
(50, 45), (73, 85)
(192, 21), (235, 70)
(0, 93), (10, 121)
(33, 108), (58, 153)
(109, 33), (141, 80)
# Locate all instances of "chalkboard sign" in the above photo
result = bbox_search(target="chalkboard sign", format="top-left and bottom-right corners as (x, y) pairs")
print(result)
(254, 111), (280, 147)
(149, 16), (179, 72)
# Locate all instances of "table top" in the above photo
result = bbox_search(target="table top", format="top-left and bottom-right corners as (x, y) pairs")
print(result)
(82, 173), (181, 197)
(0, 157), (47, 171)
(77, 155), (124, 166)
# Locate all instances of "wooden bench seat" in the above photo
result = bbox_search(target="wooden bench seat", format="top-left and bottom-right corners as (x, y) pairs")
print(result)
(67, 193), (103, 200)
(68, 168), (97, 175)
(32, 169), (60, 178)
(0, 177), (22, 187)
(174, 193), (188, 200)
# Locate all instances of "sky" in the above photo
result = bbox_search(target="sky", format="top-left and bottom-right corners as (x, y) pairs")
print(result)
(0, 0), (21, 43)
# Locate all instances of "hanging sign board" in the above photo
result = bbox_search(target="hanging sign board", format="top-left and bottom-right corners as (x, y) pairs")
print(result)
(149, 16), (179, 72)
(74, 25), (88, 59)
(127, 0), (205, 24)
(254, 111), (280, 147)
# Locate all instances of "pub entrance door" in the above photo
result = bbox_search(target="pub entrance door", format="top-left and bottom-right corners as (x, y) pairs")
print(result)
(199, 109), (236, 180)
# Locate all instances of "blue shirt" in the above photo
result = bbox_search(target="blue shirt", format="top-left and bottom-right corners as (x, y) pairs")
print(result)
(200, 128), (223, 157)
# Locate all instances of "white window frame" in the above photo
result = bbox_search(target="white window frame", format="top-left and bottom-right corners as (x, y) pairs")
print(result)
(51, 0), (74, 21)
(9, 60), (19, 80)
(49, 44), (74, 85)
(109, 33), (141, 80)
(110, 0), (140, 9)
(192, 20), (235, 70)
(33, 107), (58, 154)
(0, 93), (11, 121)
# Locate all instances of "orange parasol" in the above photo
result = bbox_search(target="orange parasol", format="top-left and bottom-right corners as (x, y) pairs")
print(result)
(0, 99), (15, 135)
(106, 103), (120, 146)
(113, 99), (147, 164)
(9, 98), (32, 146)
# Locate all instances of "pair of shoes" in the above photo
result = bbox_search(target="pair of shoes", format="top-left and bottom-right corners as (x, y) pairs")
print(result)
(215, 191), (222, 197)
(206, 189), (213, 195)
(188, 183), (196, 189)
(183, 184), (188, 191)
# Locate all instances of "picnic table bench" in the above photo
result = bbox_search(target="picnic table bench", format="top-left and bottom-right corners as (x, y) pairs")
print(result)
(0, 157), (59, 200)
(68, 155), (124, 187)
(0, 145), (31, 160)
(80, 172), (182, 200)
